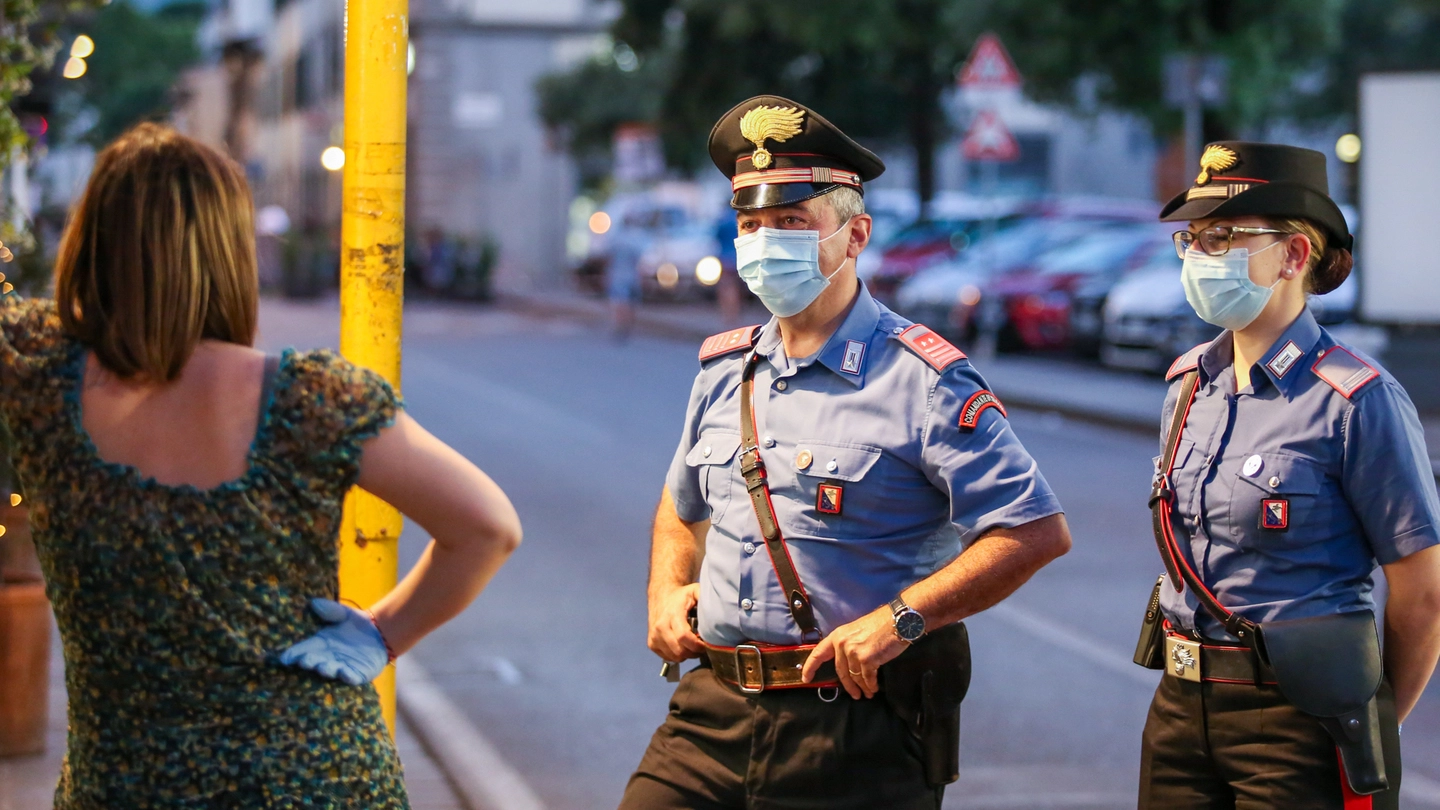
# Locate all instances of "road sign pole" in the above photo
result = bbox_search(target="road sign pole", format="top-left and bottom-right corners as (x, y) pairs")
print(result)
(338, 0), (407, 734)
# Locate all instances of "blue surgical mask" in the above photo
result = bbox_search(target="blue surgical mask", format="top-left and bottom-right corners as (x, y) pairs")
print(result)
(734, 220), (852, 318)
(1181, 241), (1283, 331)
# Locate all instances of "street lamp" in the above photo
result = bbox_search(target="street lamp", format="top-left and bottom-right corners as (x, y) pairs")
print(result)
(1336, 134), (1361, 164)
(321, 146), (346, 171)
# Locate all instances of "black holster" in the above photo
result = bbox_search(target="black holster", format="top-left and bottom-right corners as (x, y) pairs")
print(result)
(880, 622), (971, 787)
(1257, 610), (1389, 795)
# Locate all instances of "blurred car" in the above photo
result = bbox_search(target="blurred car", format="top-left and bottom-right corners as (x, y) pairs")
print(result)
(637, 216), (722, 300)
(581, 194), (724, 301)
(1099, 259), (1359, 373)
(972, 222), (1173, 352)
(865, 194), (1028, 303)
(894, 217), (1112, 340)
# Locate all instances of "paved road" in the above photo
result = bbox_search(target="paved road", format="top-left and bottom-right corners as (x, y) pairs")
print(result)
(258, 298), (1440, 810)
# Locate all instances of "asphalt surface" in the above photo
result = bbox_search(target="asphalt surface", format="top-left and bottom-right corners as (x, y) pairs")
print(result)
(257, 297), (1440, 810)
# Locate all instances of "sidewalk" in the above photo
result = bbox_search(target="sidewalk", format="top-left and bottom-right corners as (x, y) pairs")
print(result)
(500, 288), (1440, 472)
(0, 630), (465, 810)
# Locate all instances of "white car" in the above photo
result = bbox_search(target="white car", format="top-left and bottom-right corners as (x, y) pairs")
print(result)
(1101, 254), (1358, 373)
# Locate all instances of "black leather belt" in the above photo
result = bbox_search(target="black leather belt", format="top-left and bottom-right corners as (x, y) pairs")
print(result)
(1164, 631), (1277, 685)
(704, 643), (839, 693)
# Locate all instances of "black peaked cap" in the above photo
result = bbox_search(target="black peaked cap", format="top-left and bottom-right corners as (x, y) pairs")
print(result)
(708, 95), (885, 211)
(1160, 141), (1352, 251)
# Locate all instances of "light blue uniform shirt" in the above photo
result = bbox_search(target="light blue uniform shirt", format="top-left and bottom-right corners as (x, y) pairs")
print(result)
(666, 285), (1063, 647)
(1158, 308), (1440, 640)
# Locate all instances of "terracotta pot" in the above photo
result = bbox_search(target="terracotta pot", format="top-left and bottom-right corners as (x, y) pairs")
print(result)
(0, 500), (50, 757)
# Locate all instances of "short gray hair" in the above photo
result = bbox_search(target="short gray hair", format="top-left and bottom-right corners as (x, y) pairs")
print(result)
(820, 186), (865, 225)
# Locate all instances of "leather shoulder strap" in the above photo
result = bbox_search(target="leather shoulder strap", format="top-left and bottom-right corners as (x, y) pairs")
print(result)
(1149, 370), (1261, 646)
(699, 325), (762, 362)
(895, 324), (966, 372)
(738, 352), (821, 641)
(1312, 346), (1380, 399)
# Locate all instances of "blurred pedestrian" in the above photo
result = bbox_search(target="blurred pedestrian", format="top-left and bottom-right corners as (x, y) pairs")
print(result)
(606, 211), (646, 340)
(0, 123), (523, 807)
(1136, 141), (1440, 809)
(619, 96), (1072, 810)
(713, 212), (742, 324)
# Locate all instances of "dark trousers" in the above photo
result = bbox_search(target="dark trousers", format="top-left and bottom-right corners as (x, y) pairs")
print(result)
(619, 661), (942, 810)
(1138, 673), (1402, 809)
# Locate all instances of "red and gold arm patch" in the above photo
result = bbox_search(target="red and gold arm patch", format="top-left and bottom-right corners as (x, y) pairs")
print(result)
(959, 390), (1007, 431)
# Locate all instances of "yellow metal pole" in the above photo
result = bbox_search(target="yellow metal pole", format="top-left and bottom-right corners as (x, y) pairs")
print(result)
(338, 0), (407, 734)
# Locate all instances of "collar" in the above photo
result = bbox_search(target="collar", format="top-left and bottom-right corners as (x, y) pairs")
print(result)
(1255, 309), (1322, 394)
(1197, 309), (1323, 394)
(753, 284), (880, 387)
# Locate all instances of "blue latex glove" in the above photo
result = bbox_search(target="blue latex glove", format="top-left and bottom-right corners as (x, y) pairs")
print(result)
(278, 598), (390, 686)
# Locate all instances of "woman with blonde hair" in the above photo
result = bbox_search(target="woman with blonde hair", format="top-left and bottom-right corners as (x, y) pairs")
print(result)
(0, 123), (522, 807)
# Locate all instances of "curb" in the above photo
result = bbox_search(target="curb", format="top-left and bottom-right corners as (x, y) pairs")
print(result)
(396, 661), (548, 810)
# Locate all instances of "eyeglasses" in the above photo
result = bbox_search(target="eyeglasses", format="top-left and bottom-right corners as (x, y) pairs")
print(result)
(1172, 226), (1288, 259)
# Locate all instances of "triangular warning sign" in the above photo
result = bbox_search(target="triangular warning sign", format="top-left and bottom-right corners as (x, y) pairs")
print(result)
(962, 110), (1020, 162)
(958, 33), (1022, 89)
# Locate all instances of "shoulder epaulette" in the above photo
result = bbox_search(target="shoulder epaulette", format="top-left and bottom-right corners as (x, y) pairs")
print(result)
(698, 325), (761, 362)
(1166, 343), (1209, 381)
(895, 324), (966, 372)
(1312, 346), (1380, 399)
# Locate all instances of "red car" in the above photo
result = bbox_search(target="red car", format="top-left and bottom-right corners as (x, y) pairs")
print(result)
(973, 223), (1171, 352)
(866, 195), (1029, 303)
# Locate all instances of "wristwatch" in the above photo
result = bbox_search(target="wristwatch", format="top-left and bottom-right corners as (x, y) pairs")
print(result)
(889, 596), (926, 643)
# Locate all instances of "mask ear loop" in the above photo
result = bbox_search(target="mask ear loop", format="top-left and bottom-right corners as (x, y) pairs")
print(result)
(819, 216), (856, 281)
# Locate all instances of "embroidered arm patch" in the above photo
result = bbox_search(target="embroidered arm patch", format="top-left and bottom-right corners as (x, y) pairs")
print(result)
(959, 390), (1007, 431)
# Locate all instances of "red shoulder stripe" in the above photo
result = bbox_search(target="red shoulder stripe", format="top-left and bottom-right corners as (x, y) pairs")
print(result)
(699, 325), (761, 362)
(896, 324), (966, 372)
(1312, 346), (1380, 399)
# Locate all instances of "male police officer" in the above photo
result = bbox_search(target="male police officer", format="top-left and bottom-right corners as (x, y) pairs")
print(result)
(617, 96), (1073, 810)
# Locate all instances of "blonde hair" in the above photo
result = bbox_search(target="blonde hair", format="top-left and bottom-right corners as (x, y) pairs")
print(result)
(54, 123), (259, 382)
(1272, 217), (1352, 295)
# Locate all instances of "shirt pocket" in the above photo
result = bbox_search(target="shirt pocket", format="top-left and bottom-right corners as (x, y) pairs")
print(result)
(685, 431), (741, 524)
(1163, 438), (1199, 507)
(788, 439), (884, 539)
(1228, 453), (1327, 545)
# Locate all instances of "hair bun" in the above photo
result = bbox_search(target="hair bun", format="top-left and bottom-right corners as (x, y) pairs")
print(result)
(1309, 247), (1353, 295)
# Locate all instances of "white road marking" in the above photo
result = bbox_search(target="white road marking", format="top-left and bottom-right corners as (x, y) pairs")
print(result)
(471, 654), (524, 686)
(397, 659), (548, 810)
(985, 601), (1160, 686)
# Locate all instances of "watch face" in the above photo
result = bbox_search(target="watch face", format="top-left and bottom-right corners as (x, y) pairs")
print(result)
(895, 611), (925, 642)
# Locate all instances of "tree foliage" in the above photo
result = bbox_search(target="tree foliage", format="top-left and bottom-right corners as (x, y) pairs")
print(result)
(539, 0), (1440, 200)
(72, 0), (203, 145)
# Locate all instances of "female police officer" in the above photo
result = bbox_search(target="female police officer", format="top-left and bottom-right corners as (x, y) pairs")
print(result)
(1138, 141), (1440, 809)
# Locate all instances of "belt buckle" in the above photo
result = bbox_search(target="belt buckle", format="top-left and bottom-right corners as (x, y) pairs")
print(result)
(733, 644), (765, 693)
(1164, 635), (1202, 683)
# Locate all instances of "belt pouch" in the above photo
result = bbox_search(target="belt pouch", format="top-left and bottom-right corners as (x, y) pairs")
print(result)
(880, 622), (972, 787)
(1133, 575), (1166, 669)
(1257, 609), (1387, 795)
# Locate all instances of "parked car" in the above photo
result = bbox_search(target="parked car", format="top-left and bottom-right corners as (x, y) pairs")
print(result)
(1099, 259), (1359, 373)
(865, 194), (1028, 303)
(894, 217), (1113, 341)
(972, 222), (1173, 352)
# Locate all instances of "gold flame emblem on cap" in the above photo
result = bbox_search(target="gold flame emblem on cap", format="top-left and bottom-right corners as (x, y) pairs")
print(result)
(1195, 144), (1238, 186)
(739, 106), (805, 170)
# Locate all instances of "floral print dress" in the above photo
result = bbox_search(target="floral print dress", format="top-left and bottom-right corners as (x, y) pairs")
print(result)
(0, 294), (410, 809)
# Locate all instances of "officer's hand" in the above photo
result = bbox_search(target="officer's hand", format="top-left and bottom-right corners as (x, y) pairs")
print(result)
(278, 598), (390, 686)
(649, 583), (704, 662)
(801, 606), (908, 700)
